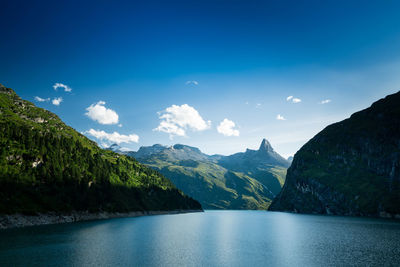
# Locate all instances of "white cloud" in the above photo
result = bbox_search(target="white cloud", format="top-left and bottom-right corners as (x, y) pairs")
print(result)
(319, 99), (331, 104)
(286, 95), (301, 103)
(155, 121), (186, 137)
(53, 83), (72, 92)
(217, 119), (240, 137)
(276, 114), (286, 120)
(85, 129), (139, 144)
(118, 124), (123, 127)
(245, 101), (249, 105)
(52, 97), (63, 106)
(85, 101), (119, 125)
(256, 103), (262, 108)
(185, 80), (199, 86)
(34, 96), (50, 102)
(154, 104), (211, 138)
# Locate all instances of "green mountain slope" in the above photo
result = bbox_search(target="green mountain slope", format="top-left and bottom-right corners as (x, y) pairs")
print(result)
(269, 91), (400, 218)
(0, 84), (201, 214)
(125, 140), (288, 209)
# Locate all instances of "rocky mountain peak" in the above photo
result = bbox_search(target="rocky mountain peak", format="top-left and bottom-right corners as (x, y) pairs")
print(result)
(109, 143), (120, 150)
(259, 138), (274, 152)
(172, 144), (202, 154)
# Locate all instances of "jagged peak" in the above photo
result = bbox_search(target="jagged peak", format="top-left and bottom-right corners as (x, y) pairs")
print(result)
(259, 138), (274, 152)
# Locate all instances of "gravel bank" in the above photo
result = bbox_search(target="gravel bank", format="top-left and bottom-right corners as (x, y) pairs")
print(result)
(0, 209), (203, 229)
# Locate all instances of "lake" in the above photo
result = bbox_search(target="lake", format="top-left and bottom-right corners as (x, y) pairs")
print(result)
(0, 210), (399, 266)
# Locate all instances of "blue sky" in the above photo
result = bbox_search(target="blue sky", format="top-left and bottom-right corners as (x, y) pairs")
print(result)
(1, 0), (400, 157)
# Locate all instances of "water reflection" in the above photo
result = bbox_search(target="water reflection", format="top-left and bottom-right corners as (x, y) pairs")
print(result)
(0, 211), (399, 267)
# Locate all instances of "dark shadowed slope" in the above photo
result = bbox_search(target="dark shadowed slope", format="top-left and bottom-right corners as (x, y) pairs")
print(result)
(269, 91), (400, 218)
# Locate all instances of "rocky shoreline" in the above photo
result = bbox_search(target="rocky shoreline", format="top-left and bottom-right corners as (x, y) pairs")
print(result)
(0, 209), (203, 230)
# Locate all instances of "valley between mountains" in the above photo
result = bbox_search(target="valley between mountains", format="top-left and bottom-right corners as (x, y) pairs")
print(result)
(1, 82), (399, 224)
(108, 139), (290, 209)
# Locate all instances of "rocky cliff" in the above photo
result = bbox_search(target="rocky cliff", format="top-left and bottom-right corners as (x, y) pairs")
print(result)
(269, 91), (400, 219)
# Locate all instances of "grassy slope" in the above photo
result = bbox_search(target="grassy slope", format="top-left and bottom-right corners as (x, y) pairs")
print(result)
(143, 156), (286, 209)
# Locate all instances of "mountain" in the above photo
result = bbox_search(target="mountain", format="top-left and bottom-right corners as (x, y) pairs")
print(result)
(269, 91), (400, 218)
(218, 139), (290, 169)
(0, 84), (201, 214)
(105, 143), (123, 153)
(125, 140), (289, 209)
(287, 156), (293, 163)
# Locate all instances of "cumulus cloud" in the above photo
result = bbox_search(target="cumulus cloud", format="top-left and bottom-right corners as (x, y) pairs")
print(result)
(286, 96), (301, 103)
(34, 96), (50, 102)
(319, 99), (331, 104)
(154, 104), (211, 138)
(185, 80), (199, 86)
(85, 101), (119, 125)
(85, 129), (139, 144)
(217, 119), (240, 137)
(53, 83), (72, 92)
(52, 97), (63, 106)
(276, 114), (286, 120)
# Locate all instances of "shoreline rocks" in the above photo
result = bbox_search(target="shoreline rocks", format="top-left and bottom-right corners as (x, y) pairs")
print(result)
(0, 209), (203, 230)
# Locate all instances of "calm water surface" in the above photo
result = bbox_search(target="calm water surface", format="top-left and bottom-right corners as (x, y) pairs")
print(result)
(0, 211), (400, 266)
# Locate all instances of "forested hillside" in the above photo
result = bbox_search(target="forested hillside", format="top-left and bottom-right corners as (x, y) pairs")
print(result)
(0, 84), (201, 214)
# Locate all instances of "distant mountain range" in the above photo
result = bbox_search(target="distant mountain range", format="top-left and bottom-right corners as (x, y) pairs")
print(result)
(269, 91), (400, 219)
(110, 139), (290, 209)
(0, 84), (201, 214)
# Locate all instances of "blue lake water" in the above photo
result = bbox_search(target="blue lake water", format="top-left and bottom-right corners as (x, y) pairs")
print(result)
(0, 210), (400, 266)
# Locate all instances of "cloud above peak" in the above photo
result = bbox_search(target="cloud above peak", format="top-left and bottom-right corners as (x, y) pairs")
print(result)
(185, 80), (199, 86)
(85, 101), (119, 125)
(154, 104), (211, 138)
(319, 99), (331, 104)
(217, 118), (239, 137)
(276, 114), (286, 120)
(85, 129), (139, 144)
(52, 97), (63, 106)
(286, 95), (301, 103)
(34, 96), (50, 102)
(53, 83), (72, 92)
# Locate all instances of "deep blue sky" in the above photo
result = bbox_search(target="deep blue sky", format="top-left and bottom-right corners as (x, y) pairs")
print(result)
(1, 0), (400, 157)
